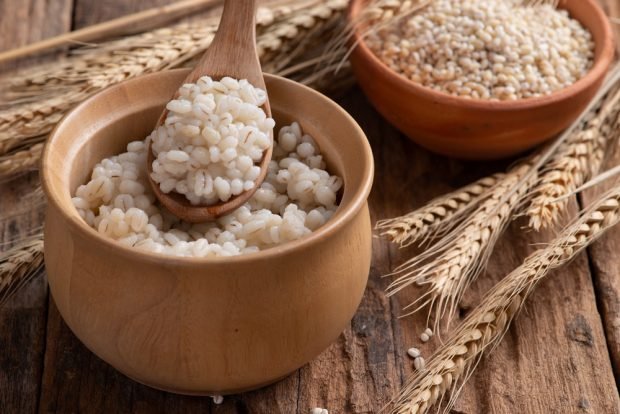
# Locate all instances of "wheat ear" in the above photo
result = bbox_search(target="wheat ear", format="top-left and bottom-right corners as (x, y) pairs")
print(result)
(0, 236), (44, 306)
(386, 159), (538, 327)
(526, 86), (620, 230)
(389, 186), (620, 414)
(0, 143), (43, 179)
(0, 0), (348, 157)
(376, 173), (506, 247)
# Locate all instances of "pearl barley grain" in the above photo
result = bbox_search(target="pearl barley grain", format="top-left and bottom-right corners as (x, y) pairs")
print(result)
(366, 0), (594, 100)
(150, 76), (274, 205)
(407, 347), (421, 358)
(73, 121), (342, 259)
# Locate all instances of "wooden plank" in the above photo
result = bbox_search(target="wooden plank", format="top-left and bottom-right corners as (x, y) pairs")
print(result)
(596, 0), (620, 55)
(0, 0), (73, 412)
(583, 0), (620, 385)
(582, 124), (620, 381)
(0, 0), (73, 71)
(72, 0), (181, 29)
(0, 0), (72, 51)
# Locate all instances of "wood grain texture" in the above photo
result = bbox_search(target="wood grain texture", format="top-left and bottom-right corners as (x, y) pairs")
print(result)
(0, 0), (72, 72)
(1, 0), (619, 412)
(583, 0), (620, 384)
(582, 136), (620, 381)
(71, 0), (181, 30)
(0, 0), (72, 52)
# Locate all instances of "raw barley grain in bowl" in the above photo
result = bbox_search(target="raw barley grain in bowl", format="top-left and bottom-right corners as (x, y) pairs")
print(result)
(72, 118), (343, 257)
(366, 0), (595, 100)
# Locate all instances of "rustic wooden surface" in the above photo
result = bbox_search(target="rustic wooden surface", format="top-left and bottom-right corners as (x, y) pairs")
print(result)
(1, 1), (619, 413)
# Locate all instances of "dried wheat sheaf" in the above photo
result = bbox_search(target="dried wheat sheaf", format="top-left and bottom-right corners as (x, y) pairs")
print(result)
(0, 0), (350, 179)
(389, 186), (620, 414)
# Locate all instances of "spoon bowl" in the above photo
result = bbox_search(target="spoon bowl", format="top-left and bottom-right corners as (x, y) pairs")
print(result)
(147, 0), (272, 222)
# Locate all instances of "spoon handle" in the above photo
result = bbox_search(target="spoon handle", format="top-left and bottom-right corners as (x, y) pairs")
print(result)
(187, 0), (262, 87)
(213, 0), (258, 49)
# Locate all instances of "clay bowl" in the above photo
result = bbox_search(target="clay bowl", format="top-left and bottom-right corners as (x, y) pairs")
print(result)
(41, 70), (374, 395)
(348, 0), (615, 159)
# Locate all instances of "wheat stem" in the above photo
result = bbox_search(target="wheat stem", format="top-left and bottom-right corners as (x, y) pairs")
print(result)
(376, 173), (506, 247)
(0, 143), (43, 179)
(386, 159), (538, 327)
(390, 186), (620, 414)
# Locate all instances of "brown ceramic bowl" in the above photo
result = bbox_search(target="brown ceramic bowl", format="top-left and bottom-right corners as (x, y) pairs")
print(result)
(41, 70), (374, 395)
(349, 0), (615, 159)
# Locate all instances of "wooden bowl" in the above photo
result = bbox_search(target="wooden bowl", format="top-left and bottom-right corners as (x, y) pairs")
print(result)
(348, 0), (615, 159)
(41, 70), (374, 395)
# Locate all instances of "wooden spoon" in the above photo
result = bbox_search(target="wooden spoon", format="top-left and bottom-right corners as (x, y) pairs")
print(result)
(147, 0), (272, 223)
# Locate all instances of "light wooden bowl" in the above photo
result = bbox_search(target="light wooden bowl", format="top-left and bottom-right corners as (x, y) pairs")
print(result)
(348, 0), (615, 159)
(41, 70), (374, 395)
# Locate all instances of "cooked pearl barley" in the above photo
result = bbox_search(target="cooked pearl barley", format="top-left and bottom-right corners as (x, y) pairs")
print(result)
(73, 122), (342, 258)
(420, 332), (430, 343)
(366, 0), (594, 100)
(211, 395), (224, 405)
(150, 76), (274, 205)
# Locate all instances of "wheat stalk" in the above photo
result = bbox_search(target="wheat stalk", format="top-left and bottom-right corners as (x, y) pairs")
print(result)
(376, 173), (506, 247)
(0, 0), (349, 159)
(0, 236), (44, 306)
(0, 143), (43, 179)
(389, 186), (620, 414)
(386, 159), (538, 326)
(526, 87), (620, 231)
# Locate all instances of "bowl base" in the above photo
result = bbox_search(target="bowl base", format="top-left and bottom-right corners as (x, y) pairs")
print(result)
(126, 371), (292, 396)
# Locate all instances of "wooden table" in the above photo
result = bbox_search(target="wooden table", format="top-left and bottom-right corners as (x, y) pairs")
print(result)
(1, 1), (619, 413)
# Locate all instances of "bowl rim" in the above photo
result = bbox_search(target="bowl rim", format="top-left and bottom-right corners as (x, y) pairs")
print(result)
(42, 70), (375, 266)
(348, 0), (615, 111)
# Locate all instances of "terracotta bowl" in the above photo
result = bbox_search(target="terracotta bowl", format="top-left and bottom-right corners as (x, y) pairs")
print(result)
(41, 70), (374, 395)
(348, 0), (615, 159)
